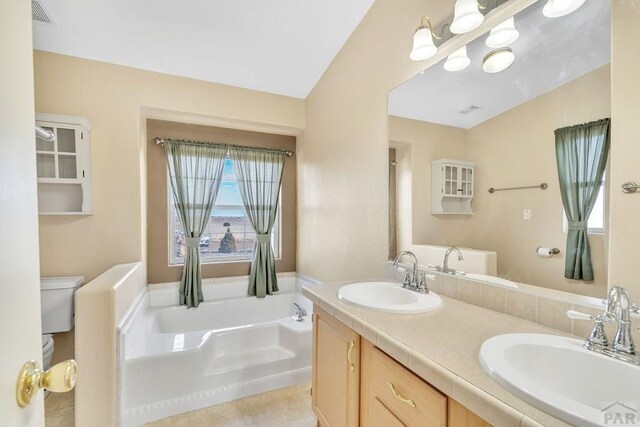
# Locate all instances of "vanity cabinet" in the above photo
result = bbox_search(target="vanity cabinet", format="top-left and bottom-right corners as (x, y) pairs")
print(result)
(313, 306), (490, 427)
(360, 339), (447, 426)
(35, 113), (93, 215)
(312, 308), (360, 427)
(431, 159), (476, 215)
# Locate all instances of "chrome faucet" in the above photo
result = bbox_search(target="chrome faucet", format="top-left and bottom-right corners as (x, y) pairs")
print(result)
(438, 247), (464, 275)
(605, 286), (638, 355)
(392, 251), (435, 294)
(293, 303), (307, 322)
(393, 251), (419, 290)
(569, 285), (640, 365)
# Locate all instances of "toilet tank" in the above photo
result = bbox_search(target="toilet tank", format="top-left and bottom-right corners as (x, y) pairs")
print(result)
(41, 276), (85, 334)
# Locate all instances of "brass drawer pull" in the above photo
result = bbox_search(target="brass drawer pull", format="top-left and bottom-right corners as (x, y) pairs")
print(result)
(347, 340), (355, 372)
(387, 381), (416, 408)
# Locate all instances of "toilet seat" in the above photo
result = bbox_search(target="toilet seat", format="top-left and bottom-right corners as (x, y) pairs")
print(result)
(42, 334), (55, 371)
(42, 334), (53, 348)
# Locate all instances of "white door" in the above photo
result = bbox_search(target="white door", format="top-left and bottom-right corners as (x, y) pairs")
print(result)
(0, 1), (46, 426)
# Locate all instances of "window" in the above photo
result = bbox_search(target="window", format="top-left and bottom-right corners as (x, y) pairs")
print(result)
(169, 157), (280, 265)
(563, 180), (605, 234)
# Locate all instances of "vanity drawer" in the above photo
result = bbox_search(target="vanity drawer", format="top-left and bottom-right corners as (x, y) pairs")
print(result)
(361, 339), (447, 427)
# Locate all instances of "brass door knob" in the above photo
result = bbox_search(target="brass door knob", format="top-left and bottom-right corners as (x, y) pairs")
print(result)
(16, 359), (78, 407)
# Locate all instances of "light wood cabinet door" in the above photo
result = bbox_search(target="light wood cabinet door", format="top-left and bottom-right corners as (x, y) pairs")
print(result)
(312, 306), (360, 427)
(448, 398), (492, 427)
(360, 339), (447, 427)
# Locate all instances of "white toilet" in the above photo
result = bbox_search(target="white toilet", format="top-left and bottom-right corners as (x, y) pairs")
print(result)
(40, 276), (84, 370)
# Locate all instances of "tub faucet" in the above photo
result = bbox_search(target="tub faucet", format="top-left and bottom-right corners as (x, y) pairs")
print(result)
(439, 247), (464, 275)
(393, 251), (419, 289)
(293, 303), (307, 322)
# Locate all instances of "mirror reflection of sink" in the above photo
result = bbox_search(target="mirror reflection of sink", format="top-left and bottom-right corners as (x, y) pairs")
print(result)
(337, 281), (442, 314)
(480, 334), (640, 426)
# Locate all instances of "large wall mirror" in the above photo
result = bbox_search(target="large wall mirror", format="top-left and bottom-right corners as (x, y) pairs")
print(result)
(388, 0), (611, 298)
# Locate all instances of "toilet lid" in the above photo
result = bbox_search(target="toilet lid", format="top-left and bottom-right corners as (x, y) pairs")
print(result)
(42, 334), (53, 348)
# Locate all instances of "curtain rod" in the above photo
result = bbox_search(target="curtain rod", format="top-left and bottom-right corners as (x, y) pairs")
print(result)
(154, 137), (293, 157)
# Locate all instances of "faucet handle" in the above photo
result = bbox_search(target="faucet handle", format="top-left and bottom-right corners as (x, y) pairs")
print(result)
(566, 310), (595, 321)
(566, 310), (612, 323)
(631, 303), (640, 315)
(566, 310), (609, 350)
(401, 270), (413, 289)
(416, 272), (435, 294)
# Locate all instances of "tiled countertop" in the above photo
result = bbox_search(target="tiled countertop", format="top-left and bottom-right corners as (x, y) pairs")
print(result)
(302, 281), (574, 427)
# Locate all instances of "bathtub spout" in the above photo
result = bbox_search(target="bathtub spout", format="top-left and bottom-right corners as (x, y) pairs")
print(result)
(293, 303), (307, 322)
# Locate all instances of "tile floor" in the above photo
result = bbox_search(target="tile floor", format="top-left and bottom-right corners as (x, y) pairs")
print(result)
(45, 383), (316, 427)
(45, 390), (75, 427)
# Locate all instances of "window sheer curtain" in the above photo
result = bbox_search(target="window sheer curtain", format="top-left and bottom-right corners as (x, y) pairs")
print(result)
(230, 149), (285, 298)
(164, 141), (227, 308)
(555, 118), (610, 281)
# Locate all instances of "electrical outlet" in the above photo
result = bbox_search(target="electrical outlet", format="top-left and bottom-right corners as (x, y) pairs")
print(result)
(523, 209), (532, 220)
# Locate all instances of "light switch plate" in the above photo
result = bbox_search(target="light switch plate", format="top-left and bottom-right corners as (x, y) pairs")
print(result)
(523, 209), (532, 220)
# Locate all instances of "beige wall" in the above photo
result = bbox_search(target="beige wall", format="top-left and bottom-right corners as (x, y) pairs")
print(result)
(34, 51), (305, 283)
(0, 1), (45, 424)
(299, 0), (460, 282)
(390, 66), (610, 297)
(466, 65), (610, 297)
(33, 0), (640, 302)
(608, 0), (640, 301)
(389, 116), (469, 253)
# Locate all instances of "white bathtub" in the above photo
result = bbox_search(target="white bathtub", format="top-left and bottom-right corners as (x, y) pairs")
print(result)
(118, 274), (315, 426)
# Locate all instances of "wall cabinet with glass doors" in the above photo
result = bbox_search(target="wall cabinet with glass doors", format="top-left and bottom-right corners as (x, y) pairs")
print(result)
(430, 159), (475, 215)
(36, 113), (93, 215)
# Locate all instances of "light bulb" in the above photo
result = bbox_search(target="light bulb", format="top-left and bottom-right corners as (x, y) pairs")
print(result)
(410, 26), (437, 61)
(543, 0), (586, 18)
(486, 17), (520, 48)
(482, 48), (515, 73)
(444, 46), (471, 72)
(450, 0), (484, 34)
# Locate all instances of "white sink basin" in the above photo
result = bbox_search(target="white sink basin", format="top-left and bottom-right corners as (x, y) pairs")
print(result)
(337, 281), (442, 314)
(480, 334), (640, 426)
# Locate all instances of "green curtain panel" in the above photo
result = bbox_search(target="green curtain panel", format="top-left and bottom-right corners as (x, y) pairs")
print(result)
(230, 148), (286, 298)
(164, 141), (227, 308)
(555, 118), (610, 281)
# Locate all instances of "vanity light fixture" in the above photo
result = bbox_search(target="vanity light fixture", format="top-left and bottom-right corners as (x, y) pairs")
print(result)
(485, 17), (519, 48)
(542, 0), (586, 17)
(409, 16), (442, 61)
(482, 47), (515, 73)
(444, 46), (471, 72)
(450, 0), (484, 34)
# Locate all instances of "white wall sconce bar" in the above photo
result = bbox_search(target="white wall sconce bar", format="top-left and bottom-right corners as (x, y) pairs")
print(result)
(409, 0), (587, 74)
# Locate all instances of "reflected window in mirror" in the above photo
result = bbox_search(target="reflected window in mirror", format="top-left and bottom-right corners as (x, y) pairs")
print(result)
(563, 178), (605, 235)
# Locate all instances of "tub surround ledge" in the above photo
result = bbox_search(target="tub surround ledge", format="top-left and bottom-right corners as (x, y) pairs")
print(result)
(302, 281), (570, 427)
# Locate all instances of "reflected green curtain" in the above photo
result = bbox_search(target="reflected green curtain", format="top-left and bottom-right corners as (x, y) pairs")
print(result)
(230, 148), (285, 298)
(555, 118), (610, 281)
(164, 141), (227, 308)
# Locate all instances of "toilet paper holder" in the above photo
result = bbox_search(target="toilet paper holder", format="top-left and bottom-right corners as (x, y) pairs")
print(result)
(537, 247), (560, 256)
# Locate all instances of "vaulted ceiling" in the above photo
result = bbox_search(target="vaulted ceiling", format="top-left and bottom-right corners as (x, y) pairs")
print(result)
(32, 0), (375, 98)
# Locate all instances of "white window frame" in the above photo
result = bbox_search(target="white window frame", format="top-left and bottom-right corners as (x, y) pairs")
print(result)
(167, 173), (282, 266)
(562, 179), (606, 235)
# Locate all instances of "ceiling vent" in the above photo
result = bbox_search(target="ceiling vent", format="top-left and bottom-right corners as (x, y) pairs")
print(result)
(459, 104), (481, 115)
(32, 1), (52, 24)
